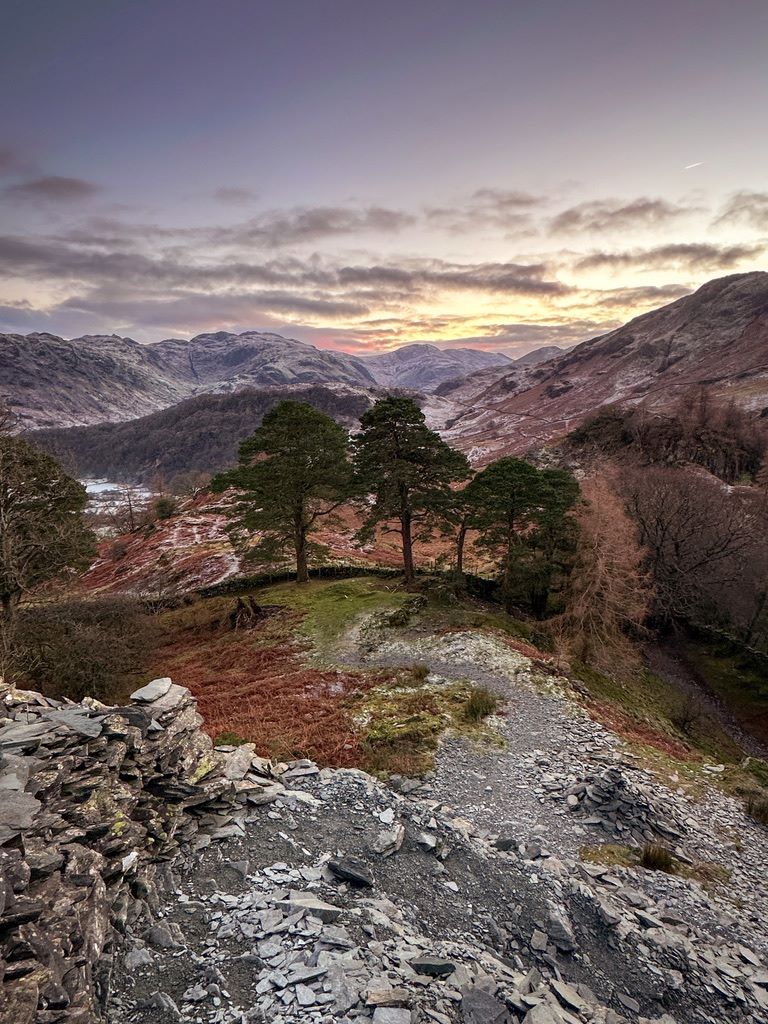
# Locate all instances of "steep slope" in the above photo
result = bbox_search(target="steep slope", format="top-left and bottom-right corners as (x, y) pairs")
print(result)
(444, 272), (768, 461)
(31, 384), (373, 483)
(1, 329), (376, 429)
(364, 342), (511, 390)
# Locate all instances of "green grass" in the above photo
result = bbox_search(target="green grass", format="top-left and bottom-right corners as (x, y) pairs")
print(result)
(348, 673), (503, 777)
(255, 577), (409, 661)
(573, 661), (744, 765)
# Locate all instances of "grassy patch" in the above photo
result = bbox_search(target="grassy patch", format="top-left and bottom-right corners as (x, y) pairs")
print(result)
(573, 662), (744, 766)
(349, 673), (503, 777)
(581, 843), (730, 891)
(461, 685), (499, 723)
(254, 578), (409, 661)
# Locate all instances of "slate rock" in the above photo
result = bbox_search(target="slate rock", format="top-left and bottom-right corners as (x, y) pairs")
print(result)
(130, 677), (173, 702)
(410, 955), (456, 978)
(329, 856), (375, 887)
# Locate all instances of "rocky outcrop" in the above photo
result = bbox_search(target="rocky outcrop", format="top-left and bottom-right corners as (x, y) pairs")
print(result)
(0, 678), (300, 1022)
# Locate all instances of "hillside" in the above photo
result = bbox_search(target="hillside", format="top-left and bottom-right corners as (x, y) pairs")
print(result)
(31, 384), (373, 483)
(440, 272), (768, 461)
(364, 342), (511, 390)
(1, 329), (376, 429)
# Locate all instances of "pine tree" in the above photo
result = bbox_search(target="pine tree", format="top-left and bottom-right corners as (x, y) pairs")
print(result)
(212, 401), (353, 582)
(353, 397), (469, 583)
(0, 436), (95, 626)
(465, 457), (578, 613)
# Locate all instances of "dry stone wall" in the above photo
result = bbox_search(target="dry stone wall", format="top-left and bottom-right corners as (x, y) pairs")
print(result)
(0, 677), (286, 1024)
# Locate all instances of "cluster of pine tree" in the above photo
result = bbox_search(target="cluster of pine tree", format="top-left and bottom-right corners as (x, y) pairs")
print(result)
(211, 397), (580, 617)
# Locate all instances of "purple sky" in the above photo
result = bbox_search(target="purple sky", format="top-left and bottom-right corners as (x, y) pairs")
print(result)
(1, 0), (766, 354)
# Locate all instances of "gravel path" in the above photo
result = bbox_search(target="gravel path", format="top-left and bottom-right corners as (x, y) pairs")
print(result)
(349, 617), (768, 953)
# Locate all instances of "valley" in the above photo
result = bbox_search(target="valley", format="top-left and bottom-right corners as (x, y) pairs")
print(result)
(2, 271), (768, 1024)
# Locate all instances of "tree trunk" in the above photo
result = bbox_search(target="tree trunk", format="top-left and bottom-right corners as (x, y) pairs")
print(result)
(502, 517), (516, 614)
(294, 511), (309, 583)
(400, 512), (415, 585)
(456, 520), (468, 578)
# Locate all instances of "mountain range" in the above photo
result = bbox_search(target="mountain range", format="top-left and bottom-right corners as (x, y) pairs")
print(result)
(5, 273), (767, 458)
(1, 324), (564, 430)
(361, 343), (512, 390)
(0, 330), (375, 429)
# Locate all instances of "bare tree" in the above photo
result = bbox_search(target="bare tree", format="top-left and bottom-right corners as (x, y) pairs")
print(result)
(620, 465), (759, 625)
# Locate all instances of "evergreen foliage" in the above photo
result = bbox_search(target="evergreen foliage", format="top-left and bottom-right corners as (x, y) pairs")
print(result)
(212, 401), (354, 582)
(353, 396), (469, 583)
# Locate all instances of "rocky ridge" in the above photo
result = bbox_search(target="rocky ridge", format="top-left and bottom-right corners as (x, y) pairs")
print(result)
(0, 331), (375, 430)
(362, 345), (511, 392)
(432, 272), (768, 462)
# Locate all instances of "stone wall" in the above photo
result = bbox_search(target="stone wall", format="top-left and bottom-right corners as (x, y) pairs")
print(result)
(0, 676), (278, 1024)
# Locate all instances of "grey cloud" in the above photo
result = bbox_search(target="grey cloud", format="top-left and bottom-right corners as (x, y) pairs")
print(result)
(426, 188), (543, 234)
(585, 284), (692, 308)
(550, 197), (696, 235)
(4, 175), (101, 202)
(337, 260), (565, 295)
(214, 186), (257, 205)
(59, 288), (368, 328)
(716, 191), (768, 231)
(217, 205), (416, 247)
(575, 242), (764, 273)
(0, 234), (566, 300)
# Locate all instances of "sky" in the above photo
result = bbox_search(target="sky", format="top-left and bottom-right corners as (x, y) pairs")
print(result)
(0, 0), (767, 356)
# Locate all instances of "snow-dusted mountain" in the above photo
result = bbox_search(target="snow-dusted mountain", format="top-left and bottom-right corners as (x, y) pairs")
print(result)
(0, 330), (376, 429)
(363, 343), (511, 390)
(438, 271), (768, 462)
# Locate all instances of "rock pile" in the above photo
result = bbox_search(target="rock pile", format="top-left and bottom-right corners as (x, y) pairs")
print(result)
(553, 767), (683, 846)
(0, 677), (303, 1023)
(108, 766), (768, 1024)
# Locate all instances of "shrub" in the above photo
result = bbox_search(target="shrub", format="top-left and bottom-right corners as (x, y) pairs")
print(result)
(153, 495), (177, 520)
(640, 843), (674, 872)
(746, 794), (768, 825)
(109, 538), (129, 560)
(12, 597), (153, 702)
(461, 685), (498, 723)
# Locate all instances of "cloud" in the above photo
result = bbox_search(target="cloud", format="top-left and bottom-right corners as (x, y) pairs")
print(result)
(550, 197), (696, 235)
(584, 284), (692, 308)
(214, 205), (416, 247)
(716, 191), (768, 231)
(60, 289), (369, 326)
(0, 233), (566, 301)
(426, 188), (544, 234)
(4, 175), (101, 202)
(214, 186), (257, 205)
(574, 242), (764, 273)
